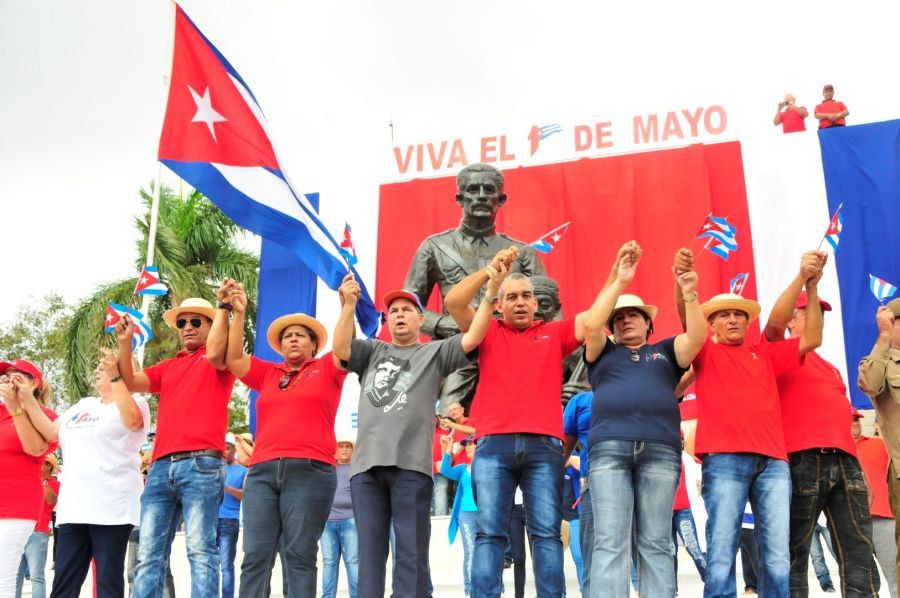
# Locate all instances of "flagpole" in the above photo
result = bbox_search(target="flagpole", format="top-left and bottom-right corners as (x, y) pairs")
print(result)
(817, 202), (844, 251)
(687, 212), (711, 252)
(136, 2), (177, 369)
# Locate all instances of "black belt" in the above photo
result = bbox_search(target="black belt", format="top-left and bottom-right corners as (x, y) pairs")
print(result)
(799, 448), (844, 454)
(160, 449), (224, 461)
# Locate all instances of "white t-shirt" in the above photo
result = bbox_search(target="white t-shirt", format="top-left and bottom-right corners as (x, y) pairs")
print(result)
(56, 395), (150, 526)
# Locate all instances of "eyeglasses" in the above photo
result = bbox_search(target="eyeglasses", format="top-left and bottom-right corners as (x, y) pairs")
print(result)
(279, 369), (300, 390)
(176, 318), (204, 329)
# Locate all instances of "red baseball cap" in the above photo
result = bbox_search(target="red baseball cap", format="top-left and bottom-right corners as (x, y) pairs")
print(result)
(795, 290), (832, 312)
(823, 84), (834, 91)
(0, 359), (44, 390)
(850, 407), (862, 420)
(383, 290), (424, 313)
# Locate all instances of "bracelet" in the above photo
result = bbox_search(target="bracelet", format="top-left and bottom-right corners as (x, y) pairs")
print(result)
(485, 296), (499, 304)
(11, 407), (24, 417)
(217, 302), (233, 311)
(110, 375), (123, 383)
(682, 291), (698, 303)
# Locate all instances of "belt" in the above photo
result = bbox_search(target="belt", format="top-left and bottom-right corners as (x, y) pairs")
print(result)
(798, 448), (844, 455)
(160, 449), (224, 461)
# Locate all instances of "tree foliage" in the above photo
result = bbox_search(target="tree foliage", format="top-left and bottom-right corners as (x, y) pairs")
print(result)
(63, 184), (260, 407)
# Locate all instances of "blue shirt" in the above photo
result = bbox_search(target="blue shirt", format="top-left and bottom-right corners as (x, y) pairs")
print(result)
(441, 453), (476, 544)
(563, 391), (593, 473)
(219, 463), (247, 520)
(587, 337), (685, 451)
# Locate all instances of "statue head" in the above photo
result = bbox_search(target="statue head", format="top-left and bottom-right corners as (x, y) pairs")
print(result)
(531, 275), (562, 322)
(456, 163), (507, 227)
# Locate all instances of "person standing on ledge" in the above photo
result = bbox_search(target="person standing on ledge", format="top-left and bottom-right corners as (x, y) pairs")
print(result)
(815, 84), (849, 129)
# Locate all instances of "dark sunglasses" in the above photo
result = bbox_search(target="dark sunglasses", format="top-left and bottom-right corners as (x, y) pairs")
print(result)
(176, 318), (204, 329)
(279, 369), (300, 390)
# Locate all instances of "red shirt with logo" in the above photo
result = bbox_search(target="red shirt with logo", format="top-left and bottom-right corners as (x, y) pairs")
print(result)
(240, 353), (347, 467)
(35, 477), (60, 534)
(470, 318), (580, 441)
(775, 346), (857, 456)
(779, 107), (807, 133)
(815, 99), (848, 128)
(693, 334), (803, 461)
(857, 435), (892, 518)
(0, 404), (58, 520)
(144, 346), (235, 460)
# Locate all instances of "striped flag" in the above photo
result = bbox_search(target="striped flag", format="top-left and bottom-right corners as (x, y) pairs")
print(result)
(104, 303), (154, 351)
(696, 214), (738, 260)
(133, 265), (168, 296)
(730, 272), (750, 296)
(869, 274), (898, 304)
(529, 221), (571, 254)
(823, 204), (844, 252)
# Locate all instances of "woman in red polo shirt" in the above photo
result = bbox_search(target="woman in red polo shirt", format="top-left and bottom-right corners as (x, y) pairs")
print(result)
(210, 280), (348, 597)
(0, 359), (57, 595)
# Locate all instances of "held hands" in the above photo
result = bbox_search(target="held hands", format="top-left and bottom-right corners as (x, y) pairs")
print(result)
(876, 306), (895, 335)
(229, 283), (248, 315)
(217, 278), (237, 303)
(489, 246), (519, 273)
(485, 259), (511, 297)
(674, 269), (699, 294)
(0, 378), (22, 411)
(339, 273), (361, 308)
(673, 247), (694, 275)
(99, 347), (119, 379)
(615, 241), (641, 284)
(439, 434), (454, 453)
(799, 250), (827, 285)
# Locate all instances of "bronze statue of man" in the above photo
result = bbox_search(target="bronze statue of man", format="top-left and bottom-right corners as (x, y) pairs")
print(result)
(404, 163), (545, 409)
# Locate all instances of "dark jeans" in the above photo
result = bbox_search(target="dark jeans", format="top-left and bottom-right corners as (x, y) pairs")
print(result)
(471, 434), (565, 598)
(788, 450), (879, 597)
(508, 504), (528, 598)
(239, 458), (336, 598)
(578, 484), (592, 598)
(740, 527), (760, 592)
(351, 466), (433, 598)
(216, 519), (239, 598)
(49, 523), (133, 598)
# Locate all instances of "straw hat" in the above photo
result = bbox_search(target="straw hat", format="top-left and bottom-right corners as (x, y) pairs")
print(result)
(607, 294), (658, 330)
(162, 298), (216, 328)
(701, 293), (761, 322)
(266, 313), (328, 356)
(44, 454), (60, 473)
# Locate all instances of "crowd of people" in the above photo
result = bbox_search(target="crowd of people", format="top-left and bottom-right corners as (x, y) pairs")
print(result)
(1, 162), (898, 598)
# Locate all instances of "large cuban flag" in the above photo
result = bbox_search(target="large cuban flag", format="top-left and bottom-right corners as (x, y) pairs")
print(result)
(157, 5), (379, 337)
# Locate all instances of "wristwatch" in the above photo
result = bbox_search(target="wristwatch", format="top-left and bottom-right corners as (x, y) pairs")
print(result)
(217, 302), (233, 311)
(110, 375), (123, 383)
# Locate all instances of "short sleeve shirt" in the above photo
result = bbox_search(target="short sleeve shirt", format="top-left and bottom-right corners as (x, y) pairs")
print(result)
(563, 391), (593, 472)
(0, 404), (58, 521)
(779, 107), (807, 133)
(143, 346), (235, 460)
(219, 463), (247, 519)
(470, 318), (581, 440)
(815, 99), (847, 128)
(240, 353), (347, 466)
(346, 335), (475, 478)
(587, 337), (686, 451)
(693, 334), (803, 461)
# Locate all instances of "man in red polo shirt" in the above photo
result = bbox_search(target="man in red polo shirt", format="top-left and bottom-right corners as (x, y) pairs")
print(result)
(116, 295), (235, 598)
(445, 246), (589, 597)
(815, 84), (849, 128)
(773, 93), (809, 134)
(765, 286), (880, 595)
(854, 412), (899, 598)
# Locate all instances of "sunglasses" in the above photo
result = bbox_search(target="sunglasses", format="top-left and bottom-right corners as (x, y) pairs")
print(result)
(279, 369), (300, 390)
(176, 318), (204, 329)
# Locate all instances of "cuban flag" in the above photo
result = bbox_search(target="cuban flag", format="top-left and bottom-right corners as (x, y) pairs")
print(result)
(869, 274), (898, 304)
(696, 214), (738, 260)
(529, 221), (571, 254)
(134, 265), (168, 296)
(157, 5), (379, 336)
(338, 223), (357, 266)
(104, 303), (154, 352)
(730, 272), (749, 296)
(823, 203), (844, 252)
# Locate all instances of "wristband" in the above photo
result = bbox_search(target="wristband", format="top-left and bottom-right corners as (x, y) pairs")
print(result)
(217, 302), (233, 311)
(110, 375), (123, 383)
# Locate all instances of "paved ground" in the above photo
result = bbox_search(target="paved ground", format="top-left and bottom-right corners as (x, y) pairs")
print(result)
(22, 516), (885, 596)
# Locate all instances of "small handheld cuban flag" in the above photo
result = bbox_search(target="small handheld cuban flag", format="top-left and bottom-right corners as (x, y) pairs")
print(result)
(696, 214), (738, 260)
(822, 203), (844, 252)
(338, 223), (357, 266)
(529, 221), (571, 254)
(134, 265), (168, 296)
(105, 303), (154, 351)
(869, 274), (898, 304)
(730, 272), (750, 296)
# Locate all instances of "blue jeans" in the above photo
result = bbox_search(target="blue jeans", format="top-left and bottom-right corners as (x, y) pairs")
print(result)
(240, 458), (336, 598)
(471, 433), (565, 598)
(459, 511), (478, 596)
(578, 484), (593, 597)
(588, 440), (680, 598)
(433, 473), (450, 516)
(702, 453), (791, 598)
(15, 531), (49, 598)
(567, 518), (583, 591)
(320, 517), (359, 598)
(809, 525), (835, 590)
(133, 455), (225, 598)
(673, 508), (707, 581)
(217, 518), (239, 598)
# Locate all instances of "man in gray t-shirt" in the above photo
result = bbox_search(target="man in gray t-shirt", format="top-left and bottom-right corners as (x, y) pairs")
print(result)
(333, 269), (502, 598)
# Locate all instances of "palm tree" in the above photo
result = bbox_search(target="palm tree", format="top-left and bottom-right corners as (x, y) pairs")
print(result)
(64, 184), (259, 399)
